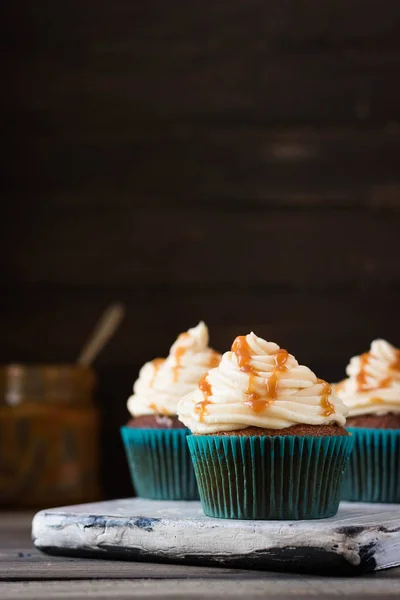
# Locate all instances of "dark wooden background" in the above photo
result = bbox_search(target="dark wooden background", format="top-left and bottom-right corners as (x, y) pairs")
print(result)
(1, 1), (400, 498)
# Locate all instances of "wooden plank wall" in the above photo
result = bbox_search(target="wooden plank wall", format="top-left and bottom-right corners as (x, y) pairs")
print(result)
(1, 1), (400, 497)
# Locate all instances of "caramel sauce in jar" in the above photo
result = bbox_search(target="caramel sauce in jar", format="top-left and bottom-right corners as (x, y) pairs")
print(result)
(0, 365), (99, 509)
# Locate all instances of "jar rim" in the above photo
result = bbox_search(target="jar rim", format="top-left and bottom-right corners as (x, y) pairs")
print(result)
(0, 364), (96, 406)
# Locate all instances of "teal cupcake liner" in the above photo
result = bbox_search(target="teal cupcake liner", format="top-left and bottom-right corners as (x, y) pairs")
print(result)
(121, 427), (199, 500)
(187, 434), (354, 520)
(341, 427), (400, 503)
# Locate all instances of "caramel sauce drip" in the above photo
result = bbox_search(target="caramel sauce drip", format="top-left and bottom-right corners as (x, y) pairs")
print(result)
(232, 336), (254, 373)
(380, 377), (391, 388)
(147, 359), (167, 413)
(172, 333), (189, 381)
(356, 352), (370, 392)
(369, 397), (386, 405)
(317, 378), (335, 417)
(265, 349), (289, 401)
(148, 402), (169, 416)
(334, 379), (346, 394)
(245, 392), (273, 413)
(195, 374), (212, 421)
(208, 351), (221, 368)
(232, 336), (262, 410)
(150, 358), (164, 387)
(232, 336), (289, 413)
(390, 350), (400, 375)
(245, 370), (269, 413)
(356, 348), (400, 392)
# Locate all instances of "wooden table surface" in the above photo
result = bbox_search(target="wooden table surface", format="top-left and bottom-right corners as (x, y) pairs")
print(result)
(1, 512), (400, 600)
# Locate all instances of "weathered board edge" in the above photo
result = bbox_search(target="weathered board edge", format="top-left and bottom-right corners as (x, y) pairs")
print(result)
(31, 505), (400, 575)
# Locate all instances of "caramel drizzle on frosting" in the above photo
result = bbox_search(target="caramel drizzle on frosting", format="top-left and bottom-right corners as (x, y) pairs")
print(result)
(173, 333), (219, 383)
(369, 397), (386, 405)
(356, 353), (370, 391)
(355, 348), (400, 392)
(232, 336), (262, 411)
(208, 351), (221, 369)
(317, 378), (335, 417)
(232, 335), (254, 372)
(150, 358), (164, 387)
(172, 333), (189, 381)
(265, 349), (289, 400)
(195, 374), (212, 420)
(232, 336), (336, 418)
(148, 402), (169, 416)
(194, 352), (221, 421)
(232, 336), (290, 413)
(334, 379), (346, 393)
(392, 350), (400, 373)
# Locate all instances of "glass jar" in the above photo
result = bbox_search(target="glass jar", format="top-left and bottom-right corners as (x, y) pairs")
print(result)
(0, 364), (99, 509)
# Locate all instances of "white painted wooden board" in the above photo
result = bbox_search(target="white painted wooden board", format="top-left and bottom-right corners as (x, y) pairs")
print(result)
(32, 499), (400, 575)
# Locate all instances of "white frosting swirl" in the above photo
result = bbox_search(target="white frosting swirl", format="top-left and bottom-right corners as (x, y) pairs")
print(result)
(127, 322), (220, 417)
(177, 332), (347, 433)
(335, 339), (400, 417)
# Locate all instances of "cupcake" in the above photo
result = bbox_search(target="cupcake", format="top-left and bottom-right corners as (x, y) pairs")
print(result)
(177, 333), (352, 520)
(335, 339), (400, 503)
(121, 322), (220, 500)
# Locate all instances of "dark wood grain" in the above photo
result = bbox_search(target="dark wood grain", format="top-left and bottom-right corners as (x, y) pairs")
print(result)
(4, 127), (400, 208)
(1, 286), (399, 370)
(1, 208), (399, 286)
(1, 583), (400, 600)
(4, 1), (400, 126)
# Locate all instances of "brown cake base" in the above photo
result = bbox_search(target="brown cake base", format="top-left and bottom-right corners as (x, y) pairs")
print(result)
(195, 423), (348, 437)
(346, 412), (400, 430)
(126, 414), (187, 430)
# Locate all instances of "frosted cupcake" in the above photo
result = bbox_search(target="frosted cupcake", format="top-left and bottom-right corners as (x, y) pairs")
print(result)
(121, 322), (220, 500)
(336, 339), (400, 503)
(178, 333), (352, 519)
